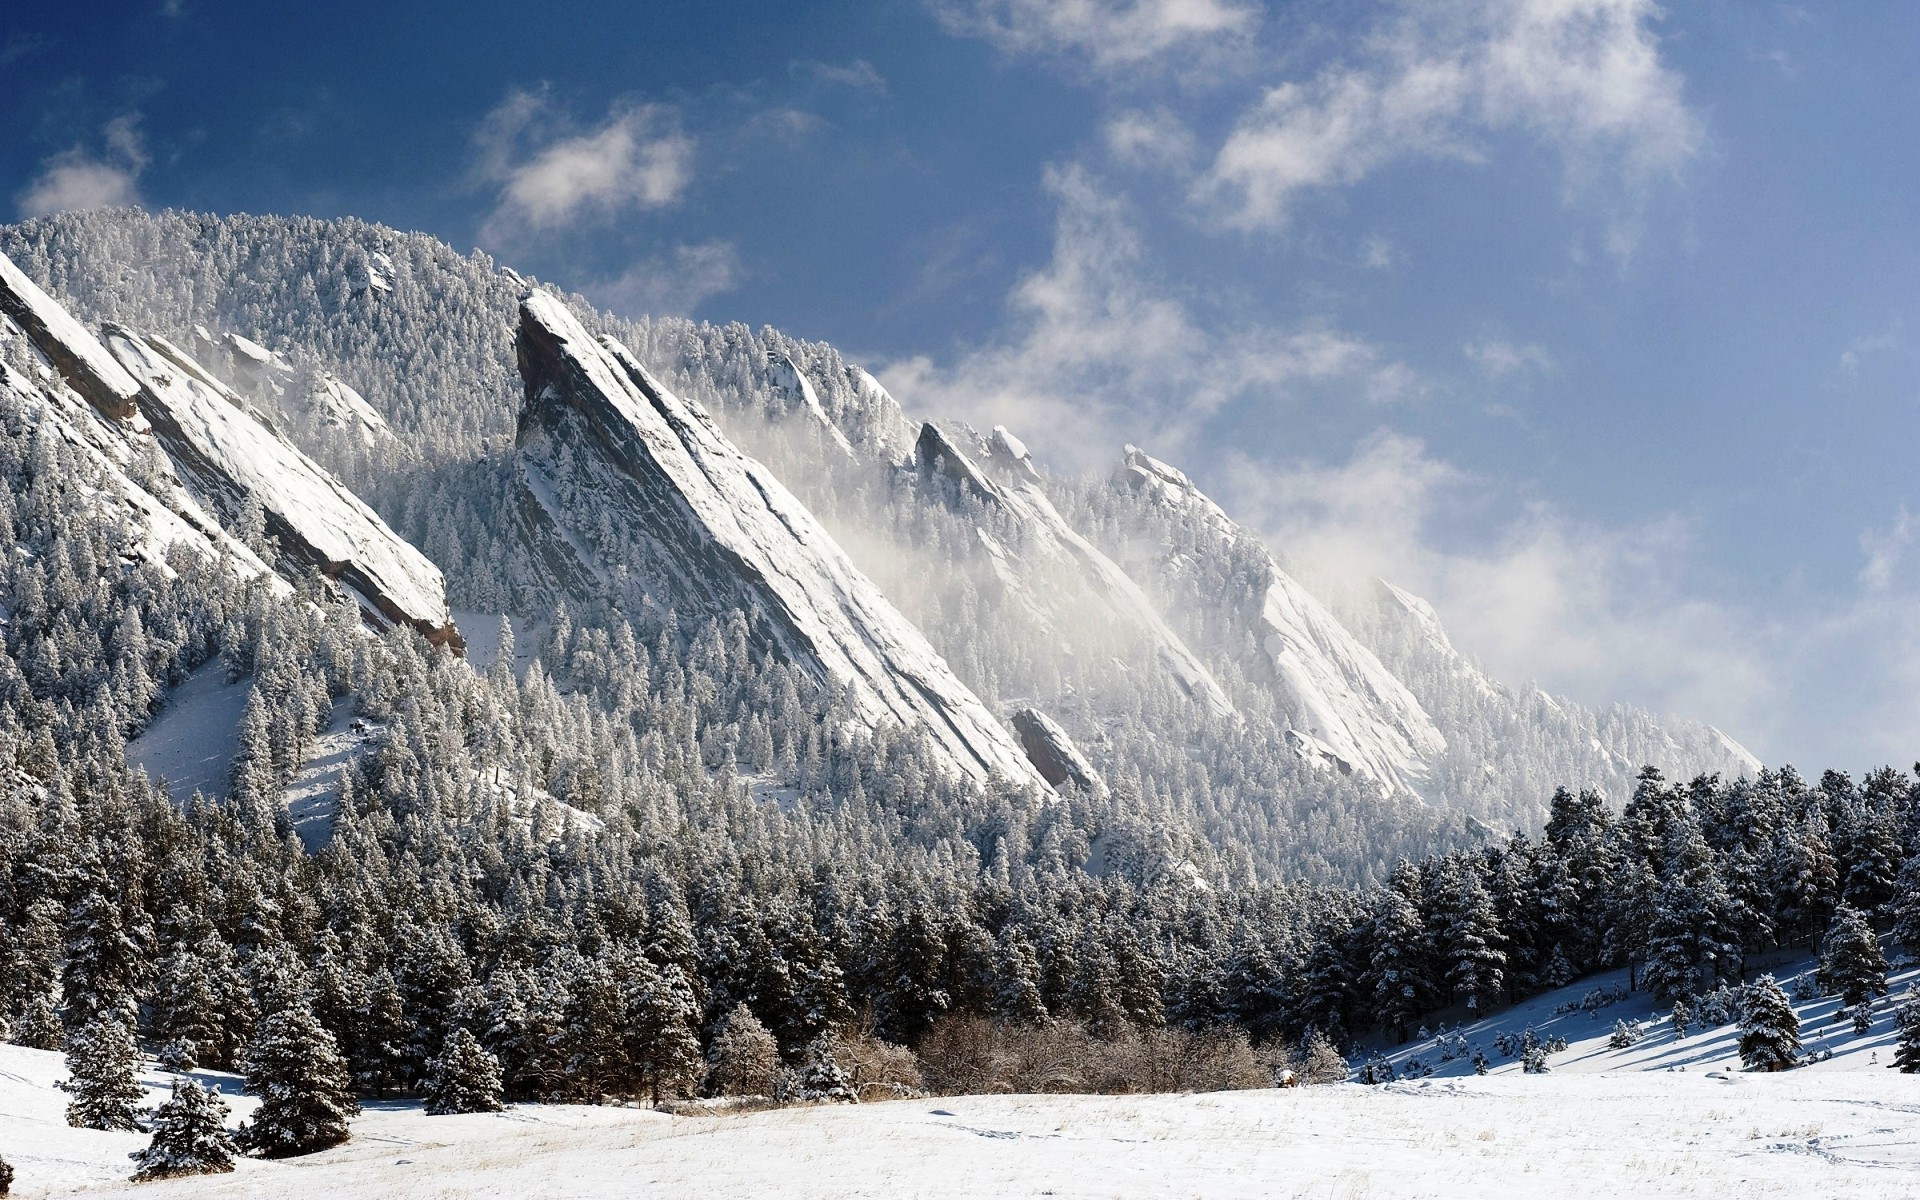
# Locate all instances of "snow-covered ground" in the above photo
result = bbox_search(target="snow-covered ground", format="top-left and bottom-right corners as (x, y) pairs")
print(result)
(4, 1039), (1917, 1199)
(127, 664), (251, 802)
(7, 952), (1915, 1198)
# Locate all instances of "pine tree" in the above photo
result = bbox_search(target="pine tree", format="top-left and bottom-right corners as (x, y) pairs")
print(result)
(0, 1151), (12, 1196)
(796, 1033), (855, 1102)
(61, 1014), (145, 1131)
(1891, 992), (1920, 1073)
(424, 1028), (504, 1115)
(1816, 904), (1888, 1008)
(704, 1004), (780, 1097)
(1437, 865), (1505, 1015)
(1366, 888), (1429, 1043)
(1737, 975), (1800, 1072)
(1670, 1000), (1692, 1039)
(236, 1001), (359, 1158)
(130, 1078), (237, 1181)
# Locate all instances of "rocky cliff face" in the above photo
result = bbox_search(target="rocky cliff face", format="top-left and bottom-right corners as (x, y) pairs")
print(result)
(512, 289), (1048, 791)
(1115, 445), (1447, 796)
(0, 249), (459, 649)
(915, 422), (1236, 720)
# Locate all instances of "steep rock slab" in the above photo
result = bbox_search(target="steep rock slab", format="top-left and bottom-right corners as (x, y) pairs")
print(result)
(0, 251), (142, 420)
(1115, 445), (1445, 796)
(915, 422), (1236, 720)
(0, 249), (457, 648)
(1011, 706), (1103, 794)
(0, 361), (278, 587)
(513, 290), (1046, 791)
(103, 328), (461, 649)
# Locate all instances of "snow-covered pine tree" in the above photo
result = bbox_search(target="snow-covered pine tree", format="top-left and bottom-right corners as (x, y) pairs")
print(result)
(60, 1013), (145, 1131)
(236, 1000), (359, 1157)
(796, 1033), (855, 1102)
(1737, 975), (1801, 1072)
(1892, 992), (1920, 1073)
(0, 1151), (13, 1196)
(1670, 1000), (1692, 1039)
(1817, 903), (1889, 1009)
(130, 1078), (237, 1181)
(424, 1027), (504, 1115)
(704, 1003), (780, 1098)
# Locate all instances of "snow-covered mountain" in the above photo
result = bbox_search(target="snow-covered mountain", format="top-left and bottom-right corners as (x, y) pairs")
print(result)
(0, 209), (1764, 865)
(0, 248), (458, 649)
(1112, 444), (1446, 795)
(511, 290), (1045, 791)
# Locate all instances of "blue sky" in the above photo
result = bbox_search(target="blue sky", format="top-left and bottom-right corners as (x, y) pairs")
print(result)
(4, 1), (1918, 770)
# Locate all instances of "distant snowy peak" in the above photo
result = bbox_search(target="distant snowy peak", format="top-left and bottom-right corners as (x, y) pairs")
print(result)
(1113, 444), (1445, 796)
(103, 328), (461, 649)
(513, 290), (1048, 791)
(916, 422), (1237, 720)
(769, 352), (853, 457)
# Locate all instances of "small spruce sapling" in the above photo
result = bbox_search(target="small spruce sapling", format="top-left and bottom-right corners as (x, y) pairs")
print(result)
(1670, 1000), (1692, 1039)
(130, 1078), (237, 1181)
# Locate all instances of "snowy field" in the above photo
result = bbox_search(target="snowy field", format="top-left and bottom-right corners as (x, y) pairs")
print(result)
(6, 957), (1917, 1199)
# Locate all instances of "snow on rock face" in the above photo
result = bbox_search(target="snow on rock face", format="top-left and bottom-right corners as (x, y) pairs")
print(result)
(102, 327), (461, 649)
(769, 353), (853, 457)
(308, 373), (391, 443)
(1011, 706), (1103, 794)
(1115, 445), (1444, 796)
(0, 250), (142, 419)
(918, 422), (1236, 721)
(0, 362), (279, 586)
(513, 290), (1046, 791)
(843, 366), (919, 460)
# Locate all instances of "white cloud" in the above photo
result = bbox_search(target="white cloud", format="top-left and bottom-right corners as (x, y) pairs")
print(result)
(588, 241), (742, 319)
(1360, 234), (1399, 270)
(476, 90), (693, 241)
(931, 0), (1256, 74)
(16, 115), (148, 219)
(1212, 435), (1920, 769)
(1103, 108), (1198, 169)
(1839, 322), (1901, 376)
(878, 164), (1416, 471)
(794, 59), (889, 94)
(1218, 432), (1781, 753)
(1199, 0), (1701, 237)
(1464, 338), (1554, 380)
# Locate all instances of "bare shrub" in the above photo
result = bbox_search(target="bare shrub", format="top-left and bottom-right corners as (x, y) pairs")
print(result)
(918, 1017), (1267, 1096)
(833, 1027), (924, 1101)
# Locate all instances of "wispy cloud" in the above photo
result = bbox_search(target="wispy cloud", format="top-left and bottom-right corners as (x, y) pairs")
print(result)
(16, 114), (148, 219)
(879, 163), (1416, 470)
(475, 88), (693, 243)
(930, 0), (1257, 75)
(588, 240), (742, 319)
(1839, 321), (1902, 377)
(792, 59), (889, 94)
(1198, 0), (1701, 245)
(1464, 338), (1554, 380)
(1103, 108), (1197, 169)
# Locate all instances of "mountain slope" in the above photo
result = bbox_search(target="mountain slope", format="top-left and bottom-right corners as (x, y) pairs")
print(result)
(1113, 445), (1447, 796)
(0, 247), (458, 648)
(513, 289), (1047, 791)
